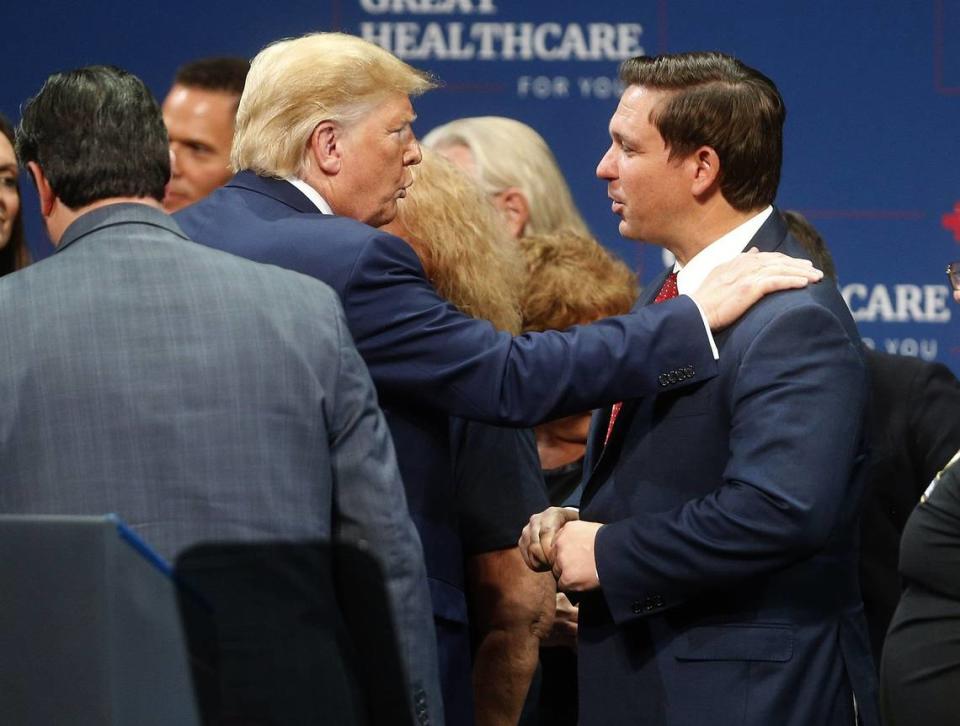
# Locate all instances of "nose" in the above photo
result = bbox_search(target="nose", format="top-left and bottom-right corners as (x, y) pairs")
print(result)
(596, 144), (616, 181)
(404, 137), (423, 166)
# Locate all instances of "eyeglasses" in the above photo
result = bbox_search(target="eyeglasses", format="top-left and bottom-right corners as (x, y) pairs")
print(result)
(948, 261), (960, 292)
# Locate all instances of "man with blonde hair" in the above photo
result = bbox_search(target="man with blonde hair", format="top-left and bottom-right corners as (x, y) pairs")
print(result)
(177, 32), (823, 726)
(424, 116), (589, 239)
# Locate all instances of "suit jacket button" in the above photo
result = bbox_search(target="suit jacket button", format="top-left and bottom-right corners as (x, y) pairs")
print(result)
(658, 374), (669, 387)
(667, 371), (678, 384)
(632, 600), (643, 614)
(643, 595), (664, 611)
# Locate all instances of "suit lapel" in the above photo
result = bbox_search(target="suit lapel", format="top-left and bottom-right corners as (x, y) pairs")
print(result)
(745, 206), (789, 255)
(581, 267), (675, 507)
(581, 209), (791, 507)
(226, 171), (323, 215)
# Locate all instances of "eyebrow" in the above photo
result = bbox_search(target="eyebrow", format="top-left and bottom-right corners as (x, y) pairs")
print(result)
(0, 163), (17, 173)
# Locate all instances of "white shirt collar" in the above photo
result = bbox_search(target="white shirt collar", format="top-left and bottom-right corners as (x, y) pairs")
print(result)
(285, 177), (334, 215)
(675, 206), (774, 296)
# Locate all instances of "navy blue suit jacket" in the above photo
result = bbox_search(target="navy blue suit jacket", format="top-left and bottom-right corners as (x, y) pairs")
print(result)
(177, 172), (718, 723)
(577, 212), (880, 726)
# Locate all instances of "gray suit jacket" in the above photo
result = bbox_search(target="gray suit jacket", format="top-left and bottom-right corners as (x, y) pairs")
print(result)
(0, 203), (441, 725)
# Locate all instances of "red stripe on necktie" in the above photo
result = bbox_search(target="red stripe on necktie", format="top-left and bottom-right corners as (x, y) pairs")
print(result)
(604, 271), (679, 446)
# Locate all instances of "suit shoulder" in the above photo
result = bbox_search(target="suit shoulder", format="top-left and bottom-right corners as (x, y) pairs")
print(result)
(176, 187), (422, 283)
(204, 244), (345, 310)
(728, 280), (862, 353)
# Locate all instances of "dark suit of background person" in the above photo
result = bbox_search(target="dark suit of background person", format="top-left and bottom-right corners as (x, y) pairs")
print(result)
(778, 209), (960, 670)
(576, 212), (877, 726)
(860, 350), (960, 665)
(880, 449), (960, 726)
(0, 65), (440, 726)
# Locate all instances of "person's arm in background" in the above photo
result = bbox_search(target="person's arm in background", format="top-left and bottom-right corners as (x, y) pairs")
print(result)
(467, 548), (555, 726)
(452, 419), (555, 725)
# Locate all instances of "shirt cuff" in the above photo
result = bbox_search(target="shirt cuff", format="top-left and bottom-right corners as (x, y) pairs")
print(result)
(685, 294), (719, 360)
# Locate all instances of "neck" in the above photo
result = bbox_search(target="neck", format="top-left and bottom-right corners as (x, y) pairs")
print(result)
(298, 163), (339, 215)
(665, 200), (763, 266)
(48, 197), (163, 246)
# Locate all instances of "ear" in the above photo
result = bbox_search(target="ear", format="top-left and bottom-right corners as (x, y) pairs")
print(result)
(689, 146), (720, 197)
(307, 121), (343, 176)
(27, 161), (57, 217)
(493, 187), (531, 239)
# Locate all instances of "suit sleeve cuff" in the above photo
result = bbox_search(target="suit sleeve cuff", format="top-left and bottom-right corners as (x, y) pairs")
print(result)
(683, 294), (719, 360)
(595, 518), (672, 625)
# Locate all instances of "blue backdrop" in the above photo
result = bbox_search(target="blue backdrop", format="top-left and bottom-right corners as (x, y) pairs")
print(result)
(5, 0), (959, 372)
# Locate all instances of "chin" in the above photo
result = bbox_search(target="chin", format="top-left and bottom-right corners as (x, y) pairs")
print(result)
(618, 220), (637, 239)
(369, 204), (398, 229)
(162, 197), (189, 213)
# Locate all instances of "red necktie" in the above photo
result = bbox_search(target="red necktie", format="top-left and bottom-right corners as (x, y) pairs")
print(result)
(604, 271), (679, 445)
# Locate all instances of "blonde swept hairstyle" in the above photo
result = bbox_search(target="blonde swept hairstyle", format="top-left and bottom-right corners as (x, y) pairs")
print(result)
(519, 232), (638, 332)
(422, 116), (590, 238)
(231, 32), (436, 177)
(388, 149), (524, 334)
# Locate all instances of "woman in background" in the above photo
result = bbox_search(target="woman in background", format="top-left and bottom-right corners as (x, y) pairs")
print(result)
(0, 113), (30, 275)
(516, 231), (637, 726)
(423, 115), (590, 240)
(384, 148), (554, 726)
(426, 115), (638, 725)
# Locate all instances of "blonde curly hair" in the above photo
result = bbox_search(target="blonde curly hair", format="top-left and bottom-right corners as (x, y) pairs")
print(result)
(519, 232), (638, 332)
(386, 149), (524, 334)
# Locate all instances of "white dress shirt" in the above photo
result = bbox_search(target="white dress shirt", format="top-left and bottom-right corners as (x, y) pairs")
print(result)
(285, 177), (334, 215)
(675, 206), (774, 359)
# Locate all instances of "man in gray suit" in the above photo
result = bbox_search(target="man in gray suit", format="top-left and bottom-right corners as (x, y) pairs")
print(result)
(0, 65), (441, 725)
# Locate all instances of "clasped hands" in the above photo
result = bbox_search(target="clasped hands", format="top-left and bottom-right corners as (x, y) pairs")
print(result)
(518, 506), (603, 592)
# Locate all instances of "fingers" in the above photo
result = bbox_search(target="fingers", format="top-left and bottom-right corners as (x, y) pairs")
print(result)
(555, 592), (578, 621)
(518, 517), (550, 572)
(543, 603), (579, 649)
(518, 507), (578, 573)
(692, 251), (825, 330)
(755, 273), (818, 294)
(743, 250), (822, 281)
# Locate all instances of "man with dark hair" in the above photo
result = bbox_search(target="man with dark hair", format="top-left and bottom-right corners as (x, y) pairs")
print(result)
(3, 64), (441, 725)
(784, 209), (960, 670)
(161, 56), (249, 212)
(520, 52), (879, 726)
